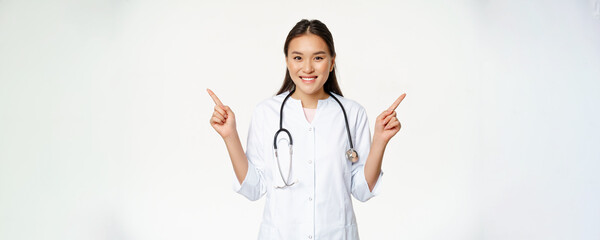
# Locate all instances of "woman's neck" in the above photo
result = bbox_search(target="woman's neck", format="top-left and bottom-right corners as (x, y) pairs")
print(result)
(291, 89), (329, 109)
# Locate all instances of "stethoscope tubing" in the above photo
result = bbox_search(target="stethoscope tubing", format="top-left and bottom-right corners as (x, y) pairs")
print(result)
(273, 89), (357, 188)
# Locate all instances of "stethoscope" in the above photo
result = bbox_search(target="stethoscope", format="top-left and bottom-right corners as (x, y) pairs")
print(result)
(273, 89), (358, 189)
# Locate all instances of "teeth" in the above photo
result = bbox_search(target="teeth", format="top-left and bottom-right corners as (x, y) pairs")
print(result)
(301, 77), (315, 80)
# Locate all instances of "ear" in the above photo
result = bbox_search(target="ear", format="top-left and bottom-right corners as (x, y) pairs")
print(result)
(330, 56), (336, 72)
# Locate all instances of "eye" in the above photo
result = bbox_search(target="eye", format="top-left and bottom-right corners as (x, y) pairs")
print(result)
(293, 56), (302, 61)
(315, 56), (324, 61)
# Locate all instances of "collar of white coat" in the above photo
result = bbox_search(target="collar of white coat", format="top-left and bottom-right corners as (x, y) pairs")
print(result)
(276, 90), (345, 127)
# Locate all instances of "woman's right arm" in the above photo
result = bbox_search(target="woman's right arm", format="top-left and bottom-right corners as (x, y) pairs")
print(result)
(208, 89), (267, 201)
(222, 131), (248, 185)
(207, 89), (248, 185)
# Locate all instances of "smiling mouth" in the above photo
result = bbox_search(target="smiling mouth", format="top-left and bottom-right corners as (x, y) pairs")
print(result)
(300, 76), (317, 81)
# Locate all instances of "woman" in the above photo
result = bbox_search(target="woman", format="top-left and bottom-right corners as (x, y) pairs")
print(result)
(208, 19), (405, 240)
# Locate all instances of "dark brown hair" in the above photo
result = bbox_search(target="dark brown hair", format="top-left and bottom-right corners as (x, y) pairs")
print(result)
(276, 19), (343, 96)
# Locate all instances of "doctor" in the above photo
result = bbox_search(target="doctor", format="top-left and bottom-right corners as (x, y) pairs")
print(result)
(208, 19), (406, 240)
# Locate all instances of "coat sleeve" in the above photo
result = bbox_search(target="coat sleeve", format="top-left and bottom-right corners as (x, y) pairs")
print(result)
(351, 106), (384, 202)
(231, 106), (267, 201)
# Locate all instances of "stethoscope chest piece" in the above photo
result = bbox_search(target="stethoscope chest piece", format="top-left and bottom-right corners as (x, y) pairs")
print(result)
(346, 148), (359, 163)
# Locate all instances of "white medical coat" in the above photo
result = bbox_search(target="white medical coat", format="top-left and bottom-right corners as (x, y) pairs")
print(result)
(233, 91), (383, 240)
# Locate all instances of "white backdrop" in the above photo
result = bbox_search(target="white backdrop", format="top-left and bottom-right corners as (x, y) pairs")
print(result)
(1, 0), (599, 239)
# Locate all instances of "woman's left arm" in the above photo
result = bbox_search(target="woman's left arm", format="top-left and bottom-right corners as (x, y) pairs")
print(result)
(365, 93), (406, 191)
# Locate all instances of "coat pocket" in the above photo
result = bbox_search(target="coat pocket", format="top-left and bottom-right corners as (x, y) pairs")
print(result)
(258, 222), (283, 240)
(320, 223), (360, 240)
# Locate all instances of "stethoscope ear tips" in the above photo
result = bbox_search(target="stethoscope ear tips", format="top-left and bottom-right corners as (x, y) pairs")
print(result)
(346, 149), (359, 163)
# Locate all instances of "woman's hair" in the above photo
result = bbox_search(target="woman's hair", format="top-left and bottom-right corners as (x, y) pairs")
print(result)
(276, 19), (343, 96)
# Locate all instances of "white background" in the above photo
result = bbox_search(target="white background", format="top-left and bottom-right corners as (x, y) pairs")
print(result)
(1, 0), (599, 239)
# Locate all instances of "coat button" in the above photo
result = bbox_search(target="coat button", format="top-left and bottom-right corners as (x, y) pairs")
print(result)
(308, 235), (312, 239)
(308, 159), (312, 164)
(309, 197), (313, 201)
(308, 127), (313, 131)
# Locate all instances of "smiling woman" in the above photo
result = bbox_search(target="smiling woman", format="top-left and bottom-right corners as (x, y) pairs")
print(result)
(284, 33), (336, 109)
(208, 19), (405, 240)
(277, 19), (341, 109)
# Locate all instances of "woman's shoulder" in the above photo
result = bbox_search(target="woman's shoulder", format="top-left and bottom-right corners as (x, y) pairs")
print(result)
(251, 91), (290, 115)
(329, 92), (367, 115)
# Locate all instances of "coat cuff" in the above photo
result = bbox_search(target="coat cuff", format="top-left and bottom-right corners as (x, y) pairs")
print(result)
(369, 170), (384, 196)
(353, 165), (384, 202)
(232, 161), (260, 194)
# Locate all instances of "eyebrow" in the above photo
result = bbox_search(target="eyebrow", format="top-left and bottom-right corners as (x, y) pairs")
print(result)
(291, 51), (327, 55)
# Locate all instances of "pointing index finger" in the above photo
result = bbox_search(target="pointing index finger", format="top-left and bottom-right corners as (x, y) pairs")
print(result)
(206, 88), (223, 106)
(387, 93), (406, 112)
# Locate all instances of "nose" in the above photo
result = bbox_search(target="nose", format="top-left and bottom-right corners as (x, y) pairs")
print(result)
(302, 60), (314, 73)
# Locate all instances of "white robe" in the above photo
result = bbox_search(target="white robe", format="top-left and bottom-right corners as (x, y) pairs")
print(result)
(233, 90), (383, 240)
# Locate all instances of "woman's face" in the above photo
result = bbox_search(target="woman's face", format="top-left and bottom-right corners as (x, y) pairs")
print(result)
(286, 33), (335, 97)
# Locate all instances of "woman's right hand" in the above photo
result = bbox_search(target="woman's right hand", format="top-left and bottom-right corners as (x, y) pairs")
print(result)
(207, 88), (237, 139)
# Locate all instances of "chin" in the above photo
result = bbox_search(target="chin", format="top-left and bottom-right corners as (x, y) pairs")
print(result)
(300, 86), (324, 95)
(292, 79), (326, 94)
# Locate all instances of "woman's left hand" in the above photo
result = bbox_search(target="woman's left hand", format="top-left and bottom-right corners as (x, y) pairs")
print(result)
(373, 93), (406, 145)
